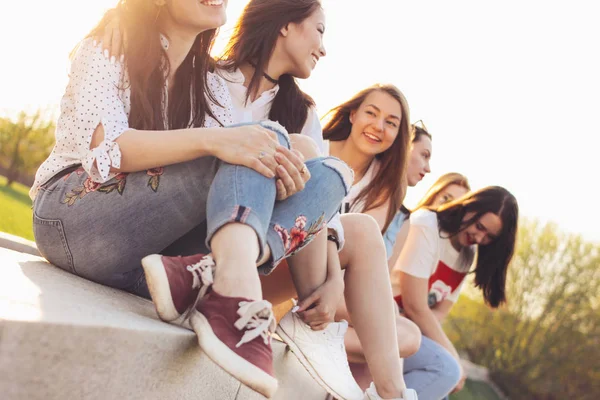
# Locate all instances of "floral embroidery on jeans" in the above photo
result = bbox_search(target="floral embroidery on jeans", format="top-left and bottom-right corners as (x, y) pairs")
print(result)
(274, 213), (325, 259)
(147, 167), (164, 192)
(61, 167), (164, 206)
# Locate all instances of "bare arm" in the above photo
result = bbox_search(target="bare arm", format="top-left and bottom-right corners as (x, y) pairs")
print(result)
(431, 299), (454, 323)
(91, 123), (279, 178)
(399, 272), (460, 361)
(388, 219), (410, 271)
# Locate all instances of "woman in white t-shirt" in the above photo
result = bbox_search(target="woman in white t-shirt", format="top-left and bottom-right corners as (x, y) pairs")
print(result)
(392, 186), (519, 398)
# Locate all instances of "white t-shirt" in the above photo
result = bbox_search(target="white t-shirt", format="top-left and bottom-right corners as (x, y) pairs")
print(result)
(395, 209), (475, 308)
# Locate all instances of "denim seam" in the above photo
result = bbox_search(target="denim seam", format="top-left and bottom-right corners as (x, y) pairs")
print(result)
(321, 156), (353, 195)
(33, 212), (76, 274)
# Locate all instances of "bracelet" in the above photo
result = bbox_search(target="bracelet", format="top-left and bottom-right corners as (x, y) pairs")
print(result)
(327, 234), (340, 250)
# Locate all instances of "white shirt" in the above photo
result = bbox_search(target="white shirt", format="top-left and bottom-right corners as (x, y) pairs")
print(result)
(30, 37), (233, 199)
(396, 209), (475, 305)
(218, 67), (345, 247)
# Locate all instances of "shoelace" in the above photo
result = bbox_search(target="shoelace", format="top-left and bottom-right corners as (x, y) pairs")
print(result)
(234, 300), (276, 348)
(183, 255), (215, 321)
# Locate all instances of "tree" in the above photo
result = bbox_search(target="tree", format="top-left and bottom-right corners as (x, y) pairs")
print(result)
(0, 110), (55, 186)
(445, 219), (600, 400)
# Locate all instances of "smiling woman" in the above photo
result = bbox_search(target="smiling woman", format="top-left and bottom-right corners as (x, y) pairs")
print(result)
(323, 83), (412, 233)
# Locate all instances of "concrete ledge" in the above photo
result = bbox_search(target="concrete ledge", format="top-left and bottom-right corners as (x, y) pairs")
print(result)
(0, 247), (327, 400)
(0, 231), (40, 257)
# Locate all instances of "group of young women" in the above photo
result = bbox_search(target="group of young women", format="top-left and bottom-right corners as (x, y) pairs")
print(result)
(30, 1), (519, 399)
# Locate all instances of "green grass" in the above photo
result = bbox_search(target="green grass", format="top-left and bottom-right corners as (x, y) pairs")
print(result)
(0, 175), (34, 241)
(450, 379), (502, 400)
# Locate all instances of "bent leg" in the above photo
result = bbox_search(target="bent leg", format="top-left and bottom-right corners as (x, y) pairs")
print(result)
(337, 213), (407, 398)
(403, 336), (461, 400)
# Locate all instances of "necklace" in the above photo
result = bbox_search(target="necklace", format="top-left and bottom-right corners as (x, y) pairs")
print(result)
(248, 61), (279, 84)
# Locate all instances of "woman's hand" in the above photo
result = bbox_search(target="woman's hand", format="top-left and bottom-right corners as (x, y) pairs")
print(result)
(452, 363), (467, 393)
(93, 10), (125, 62)
(274, 147), (311, 201)
(295, 276), (345, 331)
(208, 125), (283, 178)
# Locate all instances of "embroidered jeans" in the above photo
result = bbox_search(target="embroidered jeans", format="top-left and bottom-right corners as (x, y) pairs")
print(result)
(33, 121), (351, 298)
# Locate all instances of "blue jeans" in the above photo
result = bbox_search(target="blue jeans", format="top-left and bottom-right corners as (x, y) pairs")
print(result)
(33, 121), (351, 297)
(404, 336), (461, 400)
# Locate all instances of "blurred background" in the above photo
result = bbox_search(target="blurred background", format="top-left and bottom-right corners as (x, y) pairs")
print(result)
(0, 1), (598, 398)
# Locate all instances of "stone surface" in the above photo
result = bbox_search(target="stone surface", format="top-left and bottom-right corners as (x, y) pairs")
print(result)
(0, 246), (327, 400)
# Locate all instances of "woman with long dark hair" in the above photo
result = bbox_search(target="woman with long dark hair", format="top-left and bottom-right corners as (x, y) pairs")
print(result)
(30, 1), (354, 397)
(392, 186), (519, 398)
(386, 171), (470, 267)
(216, 4), (417, 399)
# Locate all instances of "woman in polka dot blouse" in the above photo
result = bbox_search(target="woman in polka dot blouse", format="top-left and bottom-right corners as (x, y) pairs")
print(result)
(29, 1), (354, 396)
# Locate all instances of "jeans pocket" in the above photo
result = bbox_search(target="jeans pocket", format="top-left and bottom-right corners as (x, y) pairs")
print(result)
(33, 213), (76, 274)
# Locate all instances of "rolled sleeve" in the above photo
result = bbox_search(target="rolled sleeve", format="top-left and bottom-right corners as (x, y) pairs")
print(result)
(56, 38), (130, 183)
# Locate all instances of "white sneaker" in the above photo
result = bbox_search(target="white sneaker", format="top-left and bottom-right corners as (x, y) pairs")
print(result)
(364, 382), (418, 400)
(276, 311), (363, 400)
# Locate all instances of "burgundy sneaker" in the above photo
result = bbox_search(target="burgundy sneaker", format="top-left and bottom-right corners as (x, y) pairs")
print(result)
(191, 290), (278, 398)
(141, 253), (215, 322)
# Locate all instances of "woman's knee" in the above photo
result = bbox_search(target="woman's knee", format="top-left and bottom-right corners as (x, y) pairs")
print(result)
(397, 315), (422, 357)
(341, 214), (386, 259)
(290, 134), (320, 160)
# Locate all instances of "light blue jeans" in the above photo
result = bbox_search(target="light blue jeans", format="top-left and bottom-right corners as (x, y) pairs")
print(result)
(33, 121), (351, 298)
(404, 336), (461, 400)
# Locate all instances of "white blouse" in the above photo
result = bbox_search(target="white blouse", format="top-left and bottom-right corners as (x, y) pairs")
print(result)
(30, 37), (233, 199)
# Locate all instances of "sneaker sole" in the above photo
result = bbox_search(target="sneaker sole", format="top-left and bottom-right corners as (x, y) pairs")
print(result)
(141, 254), (181, 322)
(191, 310), (278, 398)
(276, 322), (350, 400)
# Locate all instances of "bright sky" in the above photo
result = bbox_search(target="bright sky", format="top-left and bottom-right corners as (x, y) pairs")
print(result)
(1, 0), (598, 241)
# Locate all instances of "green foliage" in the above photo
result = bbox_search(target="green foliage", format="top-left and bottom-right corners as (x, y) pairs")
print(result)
(445, 219), (600, 400)
(0, 110), (55, 186)
(450, 379), (502, 400)
(0, 175), (33, 240)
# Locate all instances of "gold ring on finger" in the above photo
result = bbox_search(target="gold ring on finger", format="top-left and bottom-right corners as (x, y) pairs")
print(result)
(300, 165), (308, 175)
(258, 151), (267, 160)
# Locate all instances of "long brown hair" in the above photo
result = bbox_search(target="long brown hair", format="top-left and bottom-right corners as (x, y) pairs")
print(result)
(88, 1), (220, 131)
(219, 0), (320, 133)
(434, 186), (519, 308)
(323, 84), (411, 232)
(413, 172), (470, 211)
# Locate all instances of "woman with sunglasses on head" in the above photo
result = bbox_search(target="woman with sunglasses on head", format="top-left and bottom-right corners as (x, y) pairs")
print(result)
(98, 2), (418, 399)
(392, 186), (518, 399)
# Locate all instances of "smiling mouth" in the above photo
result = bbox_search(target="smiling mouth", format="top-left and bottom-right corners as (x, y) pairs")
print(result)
(199, 0), (224, 6)
(363, 132), (382, 143)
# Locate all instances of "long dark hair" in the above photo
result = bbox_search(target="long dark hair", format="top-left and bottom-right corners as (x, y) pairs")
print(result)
(219, 0), (320, 133)
(323, 84), (411, 233)
(88, 0), (220, 130)
(434, 186), (519, 308)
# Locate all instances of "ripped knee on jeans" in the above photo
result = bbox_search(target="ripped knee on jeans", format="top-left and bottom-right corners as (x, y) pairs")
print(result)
(323, 156), (354, 193)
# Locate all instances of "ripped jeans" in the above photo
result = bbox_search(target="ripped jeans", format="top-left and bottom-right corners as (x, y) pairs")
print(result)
(32, 121), (351, 298)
